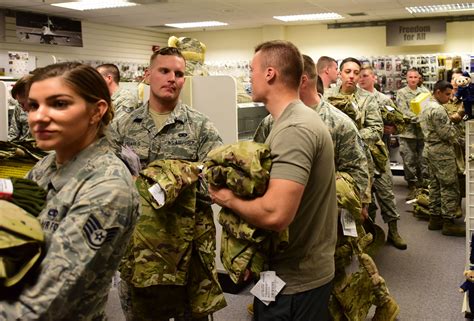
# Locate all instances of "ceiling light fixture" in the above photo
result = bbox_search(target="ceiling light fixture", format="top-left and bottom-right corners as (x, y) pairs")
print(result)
(165, 21), (228, 28)
(51, 0), (139, 11)
(273, 13), (344, 22)
(406, 3), (474, 14)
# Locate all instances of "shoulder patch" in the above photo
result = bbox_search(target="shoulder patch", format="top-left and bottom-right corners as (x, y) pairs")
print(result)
(83, 214), (119, 250)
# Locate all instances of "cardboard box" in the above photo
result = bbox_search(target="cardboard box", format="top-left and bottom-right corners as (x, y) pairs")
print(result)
(410, 92), (431, 115)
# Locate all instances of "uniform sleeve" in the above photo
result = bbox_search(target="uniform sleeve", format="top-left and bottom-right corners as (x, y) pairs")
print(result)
(197, 119), (223, 161)
(359, 95), (383, 144)
(0, 177), (138, 320)
(431, 107), (459, 143)
(335, 124), (369, 196)
(253, 115), (273, 143)
(8, 104), (22, 141)
(396, 90), (417, 121)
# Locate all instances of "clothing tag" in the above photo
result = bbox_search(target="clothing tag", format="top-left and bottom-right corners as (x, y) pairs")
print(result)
(340, 209), (358, 237)
(0, 178), (13, 200)
(385, 105), (395, 112)
(346, 255), (360, 275)
(148, 183), (165, 206)
(250, 271), (286, 305)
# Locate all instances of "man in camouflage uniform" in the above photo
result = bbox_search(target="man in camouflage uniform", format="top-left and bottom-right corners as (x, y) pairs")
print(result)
(8, 75), (32, 141)
(317, 55), (339, 90)
(97, 63), (139, 121)
(110, 47), (224, 321)
(359, 66), (407, 250)
(324, 57), (386, 235)
(419, 80), (465, 237)
(396, 68), (431, 199)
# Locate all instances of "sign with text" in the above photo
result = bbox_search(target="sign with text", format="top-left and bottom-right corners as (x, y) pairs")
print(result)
(386, 19), (446, 46)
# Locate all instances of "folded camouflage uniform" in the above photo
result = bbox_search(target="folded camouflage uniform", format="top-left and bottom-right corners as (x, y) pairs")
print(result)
(379, 99), (409, 135)
(0, 178), (47, 217)
(0, 200), (44, 287)
(119, 159), (226, 317)
(336, 171), (362, 222)
(328, 93), (388, 174)
(204, 141), (289, 284)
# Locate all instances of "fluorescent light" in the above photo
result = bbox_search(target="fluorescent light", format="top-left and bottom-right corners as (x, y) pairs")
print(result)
(406, 3), (474, 14)
(165, 21), (228, 29)
(52, 0), (139, 11)
(273, 13), (344, 22)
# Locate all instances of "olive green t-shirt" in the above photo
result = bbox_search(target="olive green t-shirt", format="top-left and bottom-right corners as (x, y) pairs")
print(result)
(149, 108), (172, 130)
(265, 100), (337, 295)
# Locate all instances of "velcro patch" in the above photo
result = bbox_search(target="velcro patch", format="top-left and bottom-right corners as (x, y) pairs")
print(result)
(83, 214), (119, 250)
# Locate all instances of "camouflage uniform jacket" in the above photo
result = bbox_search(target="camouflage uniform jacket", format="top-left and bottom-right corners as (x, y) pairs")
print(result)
(254, 99), (368, 197)
(111, 86), (139, 122)
(324, 85), (383, 145)
(419, 97), (461, 160)
(204, 141), (289, 284)
(395, 85), (430, 139)
(0, 137), (139, 320)
(120, 159), (226, 316)
(8, 101), (32, 141)
(109, 101), (222, 168)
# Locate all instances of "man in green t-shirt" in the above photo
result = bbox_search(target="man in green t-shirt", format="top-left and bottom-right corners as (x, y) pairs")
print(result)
(209, 40), (337, 321)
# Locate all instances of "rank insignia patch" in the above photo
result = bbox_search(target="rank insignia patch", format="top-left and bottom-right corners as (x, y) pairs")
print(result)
(83, 214), (119, 250)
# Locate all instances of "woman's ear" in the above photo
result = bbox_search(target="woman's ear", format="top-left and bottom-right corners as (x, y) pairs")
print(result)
(90, 100), (108, 125)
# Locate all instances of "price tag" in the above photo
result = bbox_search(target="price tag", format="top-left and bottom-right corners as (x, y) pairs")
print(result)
(0, 178), (13, 200)
(148, 183), (165, 206)
(250, 271), (286, 305)
(340, 209), (358, 237)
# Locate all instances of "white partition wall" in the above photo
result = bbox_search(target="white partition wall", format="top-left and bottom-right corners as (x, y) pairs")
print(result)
(181, 75), (238, 273)
(0, 81), (9, 141)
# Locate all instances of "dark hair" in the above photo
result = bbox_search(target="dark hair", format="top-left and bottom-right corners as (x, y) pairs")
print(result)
(339, 57), (361, 71)
(149, 47), (185, 66)
(254, 40), (303, 90)
(316, 75), (324, 95)
(433, 80), (453, 93)
(302, 54), (317, 80)
(11, 74), (32, 99)
(96, 63), (120, 84)
(316, 56), (337, 74)
(28, 62), (113, 136)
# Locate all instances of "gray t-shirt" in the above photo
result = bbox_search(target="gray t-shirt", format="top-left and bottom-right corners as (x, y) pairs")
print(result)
(265, 100), (338, 294)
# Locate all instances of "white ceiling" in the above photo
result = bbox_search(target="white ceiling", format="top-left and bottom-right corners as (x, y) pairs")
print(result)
(1, 0), (473, 32)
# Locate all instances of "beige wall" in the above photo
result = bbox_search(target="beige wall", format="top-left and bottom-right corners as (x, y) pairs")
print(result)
(1, 16), (169, 67)
(179, 21), (474, 61)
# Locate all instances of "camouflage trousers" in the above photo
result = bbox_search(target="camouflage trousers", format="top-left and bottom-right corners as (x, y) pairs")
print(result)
(118, 281), (210, 321)
(369, 157), (400, 223)
(399, 137), (429, 186)
(426, 157), (462, 219)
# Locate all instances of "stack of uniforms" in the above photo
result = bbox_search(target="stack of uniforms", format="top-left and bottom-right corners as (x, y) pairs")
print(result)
(0, 140), (48, 178)
(203, 141), (289, 284)
(0, 178), (47, 290)
(119, 159), (226, 318)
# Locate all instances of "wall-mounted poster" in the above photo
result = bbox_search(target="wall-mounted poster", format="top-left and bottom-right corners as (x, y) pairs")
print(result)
(16, 11), (82, 47)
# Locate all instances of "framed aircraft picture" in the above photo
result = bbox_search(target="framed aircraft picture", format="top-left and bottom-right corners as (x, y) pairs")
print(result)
(16, 11), (83, 47)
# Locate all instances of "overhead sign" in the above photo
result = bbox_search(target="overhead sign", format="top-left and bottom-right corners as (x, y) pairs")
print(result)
(386, 19), (446, 46)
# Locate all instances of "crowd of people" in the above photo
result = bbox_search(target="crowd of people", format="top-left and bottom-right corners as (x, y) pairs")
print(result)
(1, 39), (468, 320)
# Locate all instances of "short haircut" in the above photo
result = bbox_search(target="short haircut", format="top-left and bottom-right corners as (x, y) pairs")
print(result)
(361, 66), (375, 74)
(149, 46), (185, 67)
(433, 80), (453, 93)
(339, 57), (361, 71)
(452, 67), (463, 75)
(407, 68), (419, 75)
(96, 63), (120, 84)
(11, 74), (32, 99)
(316, 56), (337, 74)
(302, 54), (317, 80)
(254, 40), (303, 90)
